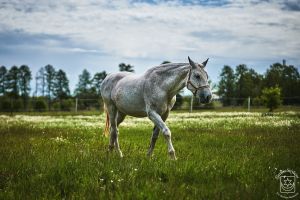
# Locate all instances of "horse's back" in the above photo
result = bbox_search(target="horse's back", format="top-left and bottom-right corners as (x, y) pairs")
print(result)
(101, 72), (132, 102)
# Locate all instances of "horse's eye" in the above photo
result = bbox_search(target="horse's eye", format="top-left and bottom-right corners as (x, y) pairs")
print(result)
(195, 74), (201, 79)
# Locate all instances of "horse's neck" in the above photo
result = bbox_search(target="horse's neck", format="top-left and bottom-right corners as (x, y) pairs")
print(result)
(160, 64), (191, 97)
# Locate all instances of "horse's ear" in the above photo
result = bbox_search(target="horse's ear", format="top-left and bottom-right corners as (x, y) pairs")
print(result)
(202, 58), (209, 68)
(188, 56), (197, 69)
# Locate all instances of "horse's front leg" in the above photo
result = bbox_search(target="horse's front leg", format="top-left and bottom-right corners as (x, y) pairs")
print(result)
(147, 111), (169, 157)
(147, 110), (176, 160)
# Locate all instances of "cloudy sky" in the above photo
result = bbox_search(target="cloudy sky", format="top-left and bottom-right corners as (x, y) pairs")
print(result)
(0, 0), (299, 93)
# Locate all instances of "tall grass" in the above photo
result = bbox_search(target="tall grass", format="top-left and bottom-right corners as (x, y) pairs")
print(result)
(0, 112), (299, 199)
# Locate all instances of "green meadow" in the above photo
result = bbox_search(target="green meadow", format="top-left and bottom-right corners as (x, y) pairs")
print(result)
(0, 111), (299, 199)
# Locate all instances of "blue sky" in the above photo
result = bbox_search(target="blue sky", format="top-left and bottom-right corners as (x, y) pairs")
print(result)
(0, 0), (299, 94)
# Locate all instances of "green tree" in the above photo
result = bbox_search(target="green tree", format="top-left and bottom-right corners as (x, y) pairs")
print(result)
(74, 69), (92, 96)
(217, 65), (235, 106)
(119, 63), (134, 72)
(33, 97), (47, 112)
(264, 63), (284, 88)
(161, 61), (171, 64)
(247, 69), (263, 98)
(92, 71), (107, 96)
(235, 64), (263, 105)
(74, 69), (100, 110)
(0, 66), (7, 95)
(44, 65), (56, 110)
(264, 63), (300, 104)
(235, 64), (248, 104)
(261, 86), (281, 112)
(6, 66), (19, 98)
(18, 65), (32, 110)
(53, 69), (70, 109)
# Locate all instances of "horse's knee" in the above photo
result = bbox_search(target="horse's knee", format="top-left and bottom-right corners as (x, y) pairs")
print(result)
(162, 128), (171, 137)
(109, 128), (118, 145)
(110, 125), (118, 134)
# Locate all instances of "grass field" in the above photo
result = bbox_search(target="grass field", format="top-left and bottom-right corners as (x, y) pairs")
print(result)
(0, 111), (299, 199)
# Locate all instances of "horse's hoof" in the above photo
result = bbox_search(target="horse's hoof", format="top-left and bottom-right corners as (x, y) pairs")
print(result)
(147, 150), (153, 157)
(108, 145), (114, 152)
(170, 156), (177, 160)
(169, 151), (177, 160)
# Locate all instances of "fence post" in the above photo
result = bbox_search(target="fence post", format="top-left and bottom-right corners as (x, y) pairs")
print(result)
(75, 98), (78, 112)
(190, 95), (193, 113)
(248, 96), (251, 112)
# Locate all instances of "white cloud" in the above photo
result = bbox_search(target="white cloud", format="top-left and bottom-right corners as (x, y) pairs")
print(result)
(0, 0), (299, 62)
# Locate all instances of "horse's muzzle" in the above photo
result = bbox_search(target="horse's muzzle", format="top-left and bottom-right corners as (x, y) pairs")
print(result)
(199, 93), (212, 104)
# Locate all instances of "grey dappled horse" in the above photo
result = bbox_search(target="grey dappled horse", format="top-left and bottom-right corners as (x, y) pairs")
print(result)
(101, 57), (212, 160)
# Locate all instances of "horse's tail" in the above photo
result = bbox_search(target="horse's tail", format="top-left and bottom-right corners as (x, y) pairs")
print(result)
(103, 104), (110, 137)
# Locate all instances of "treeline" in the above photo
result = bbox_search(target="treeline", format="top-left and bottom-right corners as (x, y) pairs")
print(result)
(0, 60), (299, 112)
(0, 63), (134, 111)
(0, 65), (32, 110)
(217, 61), (300, 106)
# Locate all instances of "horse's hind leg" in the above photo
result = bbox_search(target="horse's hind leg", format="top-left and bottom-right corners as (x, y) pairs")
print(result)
(107, 105), (123, 157)
(117, 111), (126, 126)
(147, 126), (159, 156)
(114, 111), (126, 157)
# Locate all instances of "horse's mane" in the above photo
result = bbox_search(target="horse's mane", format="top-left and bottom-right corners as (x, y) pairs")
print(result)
(144, 63), (189, 76)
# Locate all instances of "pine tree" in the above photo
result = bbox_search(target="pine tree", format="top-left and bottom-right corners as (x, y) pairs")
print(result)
(6, 66), (19, 98)
(92, 71), (107, 96)
(44, 65), (56, 110)
(0, 66), (7, 96)
(74, 69), (91, 97)
(264, 63), (300, 104)
(53, 69), (70, 110)
(54, 69), (70, 100)
(218, 65), (235, 106)
(119, 63), (134, 72)
(18, 65), (32, 110)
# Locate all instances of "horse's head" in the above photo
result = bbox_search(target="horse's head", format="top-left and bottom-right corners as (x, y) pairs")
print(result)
(187, 57), (212, 104)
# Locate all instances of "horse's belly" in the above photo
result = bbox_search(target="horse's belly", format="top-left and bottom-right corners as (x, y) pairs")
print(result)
(117, 101), (147, 117)
(115, 95), (147, 117)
